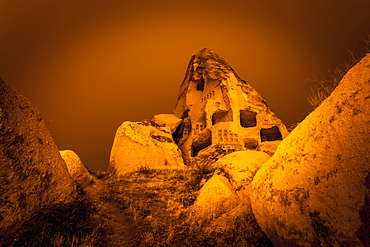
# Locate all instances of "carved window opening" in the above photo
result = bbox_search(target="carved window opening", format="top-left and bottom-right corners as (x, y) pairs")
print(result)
(181, 109), (190, 119)
(196, 77), (205, 91)
(202, 90), (215, 103)
(212, 109), (233, 125)
(218, 130), (223, 141)
(240, 110), (257, 127)
(260, 126), (283, 142)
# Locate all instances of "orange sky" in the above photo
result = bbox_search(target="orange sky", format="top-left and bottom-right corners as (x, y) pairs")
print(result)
(1, 0), (369, 171)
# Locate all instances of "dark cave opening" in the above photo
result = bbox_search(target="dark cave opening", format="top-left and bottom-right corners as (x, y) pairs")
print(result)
(212, 109), (233, 125)
(191, 129), (212, 157)
(260, 126), (282, 142)
(240, 110), (257, 127)
(196, 77), (205, 92)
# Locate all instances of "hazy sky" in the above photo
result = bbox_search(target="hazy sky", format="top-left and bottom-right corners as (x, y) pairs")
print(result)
(1, 0), (369, 171)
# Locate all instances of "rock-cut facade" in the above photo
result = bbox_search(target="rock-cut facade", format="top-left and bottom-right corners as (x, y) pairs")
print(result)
(173, 48), (289, 163)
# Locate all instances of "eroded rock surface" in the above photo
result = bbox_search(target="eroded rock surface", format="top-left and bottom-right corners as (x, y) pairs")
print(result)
(0, 79), (76, 229)
(60, 150), (94, 185)
(173, 48), (288, 163)
(151, 113), (182, 134)
(108, 121), (185, 175)
(251, 54), (370, 246)
(214, 150), (270, 195)
(192, 174), (239, 220)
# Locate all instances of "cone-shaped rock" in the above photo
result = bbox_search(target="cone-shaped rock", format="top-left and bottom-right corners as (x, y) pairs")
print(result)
(173, 48), (288, 164)
(0, 79), (76, 229)
(251, 54), (370, 246)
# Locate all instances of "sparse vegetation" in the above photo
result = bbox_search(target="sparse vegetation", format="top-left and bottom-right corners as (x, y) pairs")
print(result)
(102, 166), (272, 246)
(0, 185), (107, 247)
(306, 34), (370, 111)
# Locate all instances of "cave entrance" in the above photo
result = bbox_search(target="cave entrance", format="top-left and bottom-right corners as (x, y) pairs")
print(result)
(192, 129), (212, 157)
(260, 126), (282, 142)
(196, 77), (205, 92)
(212, 109), (233, 125)
(172, 118), (191, 144)
(240, 110), (257, 127)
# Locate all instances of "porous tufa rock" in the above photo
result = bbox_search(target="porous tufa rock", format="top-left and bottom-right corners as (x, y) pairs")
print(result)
(173, 48), (288, 164)
(251, 54), (370, 246)
(108, 121), (185, 175)
(60, 150), (94, 185)
(256, 140), (282, 156)
(0, 79), (76, 229)
(191, 174), (239, 220)
(214, 150), (271, 190)
(151, 113), (182, 134)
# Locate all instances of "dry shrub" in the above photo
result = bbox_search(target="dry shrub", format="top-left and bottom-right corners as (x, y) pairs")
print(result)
(306, 34), (370, 111)
(0, 185), (107, 247)
(104, 166), (272, 246)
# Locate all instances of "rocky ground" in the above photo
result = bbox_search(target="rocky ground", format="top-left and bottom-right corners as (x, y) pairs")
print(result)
(83, 178), (137, 247)
(95, 166), (272, 247)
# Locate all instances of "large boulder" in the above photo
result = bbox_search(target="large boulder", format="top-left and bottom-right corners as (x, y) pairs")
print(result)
(215, 150), (271, 189)
(60, 150), (94, 185)
(214, 150), (270, 205)
(108, 121), (185, 175)
(191, 174), (239, 220)
(204, 151), (273, 245)
(251, 54), (370, 246)
(0, 79), (76, 229)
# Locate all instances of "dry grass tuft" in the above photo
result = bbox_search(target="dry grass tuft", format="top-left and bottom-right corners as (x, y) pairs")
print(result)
(0, 185), (107, 247)
(103, 167), (272, 246)
(306, 34), (370, 111)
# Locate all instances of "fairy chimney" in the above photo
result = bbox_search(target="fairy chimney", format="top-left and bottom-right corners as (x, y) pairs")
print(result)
(173, 48), (289, 163)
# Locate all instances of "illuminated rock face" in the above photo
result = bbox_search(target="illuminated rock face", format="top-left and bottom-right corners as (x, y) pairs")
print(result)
(151, 114), (182, 134)
(214, 150), (270, 194)
(108, 121), (185, 175)
(173, 48), (289, 164)
(60, 150), (94, 185)
(192, 174), (239, 220)
(192, 151), (272, 243)
(0, 79), (76, 229)
(251, 54), (370, 246)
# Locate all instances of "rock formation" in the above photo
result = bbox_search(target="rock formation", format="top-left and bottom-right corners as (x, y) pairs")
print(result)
(108, 121), (185, 175)
(108, 48), (288, 175)
(151, 113), (182, 134)
(214, 150), (270, 198)
(250, 54), (370, 246)
(192, 151), (273, 245)
(0, 79), (76, 229)
(60, 150), (94, 185)
(192, 174), (239, 220)
(173, 48), (289, 164)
